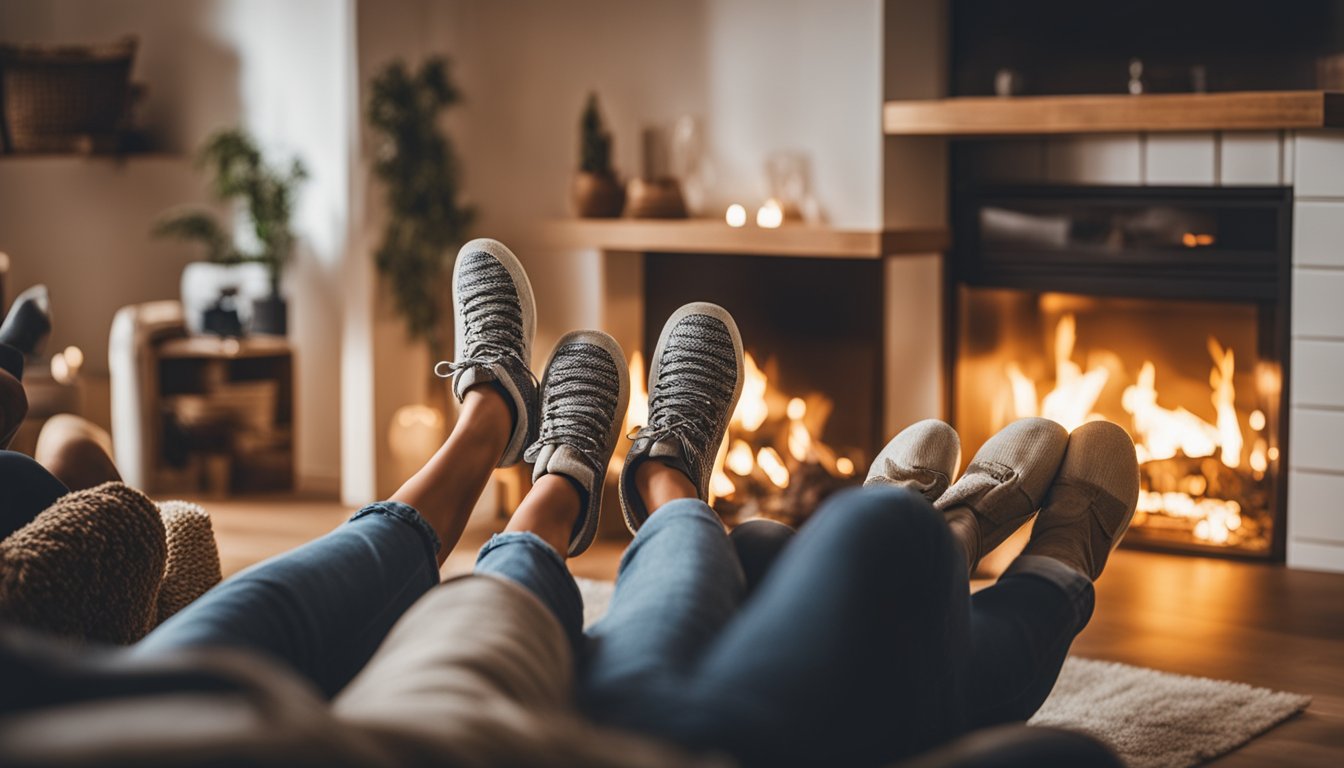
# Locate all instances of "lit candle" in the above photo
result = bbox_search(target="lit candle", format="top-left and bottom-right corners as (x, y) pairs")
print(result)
(756, 198), (784, 229)
(725, 203), (747, 227)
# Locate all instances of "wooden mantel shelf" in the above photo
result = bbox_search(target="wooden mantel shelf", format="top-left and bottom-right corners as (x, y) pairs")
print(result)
(542, 219), (948, 259)
(883, 90), (1344, 137)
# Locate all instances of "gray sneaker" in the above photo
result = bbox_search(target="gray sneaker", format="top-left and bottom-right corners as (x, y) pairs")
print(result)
(436, 238), (538, 468)
(934, 417), (1069, 570)
(524, 330), (630, 557)
(619, 302), (744, 533)
(864, 419), (962, 503)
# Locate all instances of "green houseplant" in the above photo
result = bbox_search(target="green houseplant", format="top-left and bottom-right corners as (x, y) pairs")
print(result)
(153, 128), (307, 335)
(571, 93), (624, 218)
(366, 56), (474, 363)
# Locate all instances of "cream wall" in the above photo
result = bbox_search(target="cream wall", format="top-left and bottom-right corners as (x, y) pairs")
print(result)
(0, 0), (351, 489)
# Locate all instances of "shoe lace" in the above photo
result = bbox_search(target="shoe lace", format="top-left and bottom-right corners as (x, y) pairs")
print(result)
(433, 257), (527, 379)
(523, 345), (618, 464)
(626, 339), (730, 461)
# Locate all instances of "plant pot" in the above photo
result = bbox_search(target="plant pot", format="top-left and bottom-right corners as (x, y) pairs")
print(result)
(625, 177), (688, 219)
(571, 171), (625, 218)
(251, 293), (287, 336)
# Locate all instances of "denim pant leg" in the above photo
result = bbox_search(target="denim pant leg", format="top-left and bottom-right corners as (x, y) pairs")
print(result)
(474, 531), (585, 652)
(0, 450), (70, 541)
(603, 487), (972, 768)
(967, 554), (1095, 727)
(133, 501), (441, 697)
(729, 518), (795, 596)
(582, 499), (746, 710)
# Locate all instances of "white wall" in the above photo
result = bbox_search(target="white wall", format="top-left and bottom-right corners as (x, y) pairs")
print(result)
(0, 0), (350, 489)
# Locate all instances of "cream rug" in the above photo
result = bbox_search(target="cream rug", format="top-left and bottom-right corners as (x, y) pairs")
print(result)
(575, 578), (1310, 768)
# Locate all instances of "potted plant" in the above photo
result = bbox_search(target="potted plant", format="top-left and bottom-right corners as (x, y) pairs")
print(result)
(366, 56), (474, 366)
(572, 93), (625, 218)
(153, 129), (307, 335)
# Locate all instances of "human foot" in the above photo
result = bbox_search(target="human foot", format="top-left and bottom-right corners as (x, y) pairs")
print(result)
(1018, 420), (1140, 580)
(934, 417), (1068, 572)
(619, 302), (743, 533)
(436, 238), (538, 468)
(523, 330), (629, 556)
(864, 418), (961, 502)
(0, 284), (52, 357)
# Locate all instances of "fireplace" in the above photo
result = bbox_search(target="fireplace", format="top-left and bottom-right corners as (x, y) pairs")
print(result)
(638, 251), (883, 525)
(951, 186), (1292, 559)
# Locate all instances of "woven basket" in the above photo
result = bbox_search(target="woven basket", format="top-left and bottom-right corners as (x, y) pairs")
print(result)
(0, 38), (137, 153)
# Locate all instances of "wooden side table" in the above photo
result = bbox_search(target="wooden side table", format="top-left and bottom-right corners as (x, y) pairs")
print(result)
(153, 335), (294, 495)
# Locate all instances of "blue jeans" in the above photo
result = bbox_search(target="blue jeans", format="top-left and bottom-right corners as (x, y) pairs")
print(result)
(476, 486), (1094, 767)
(133, 501), (442, 697)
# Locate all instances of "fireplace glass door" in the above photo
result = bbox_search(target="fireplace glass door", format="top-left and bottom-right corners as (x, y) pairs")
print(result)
(951, 186), (1290, 559)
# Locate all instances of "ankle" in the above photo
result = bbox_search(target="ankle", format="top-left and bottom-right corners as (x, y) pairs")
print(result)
(459, 385), (513, 453)
(507, 474), (581, 556)
(944, 505), (981, 574)
(635, 459), (697, 513)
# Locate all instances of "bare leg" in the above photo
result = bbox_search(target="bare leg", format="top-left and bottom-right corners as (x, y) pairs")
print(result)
(635, 459), (697, 512)
(390, 386), (511, 565)
(505, 474), (581, 555)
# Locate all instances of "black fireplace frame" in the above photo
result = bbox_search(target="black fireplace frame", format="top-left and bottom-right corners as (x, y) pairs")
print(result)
(947, 184), (1294, 561)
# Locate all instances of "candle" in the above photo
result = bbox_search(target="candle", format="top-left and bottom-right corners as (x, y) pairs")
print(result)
(725, 203), (747, 227)
(756, 198), (784, 228)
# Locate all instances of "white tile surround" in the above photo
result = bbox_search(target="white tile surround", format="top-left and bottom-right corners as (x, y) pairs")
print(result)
(967, 130), (1344, 573)
(1289, 131), (1344, 574)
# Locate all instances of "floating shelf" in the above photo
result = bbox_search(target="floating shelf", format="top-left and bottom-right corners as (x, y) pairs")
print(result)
(542, 219), (948, 259)
(883, 90), (1344, 137)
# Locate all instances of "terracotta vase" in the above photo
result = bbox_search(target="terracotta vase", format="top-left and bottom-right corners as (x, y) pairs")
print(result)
(571, 171), (625, 218)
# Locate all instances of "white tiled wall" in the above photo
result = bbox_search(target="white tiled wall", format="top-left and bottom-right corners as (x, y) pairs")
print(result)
(1287, 130), (1344, 573)
(1145, 133), (1217, 185)
(970, 131), (1295, 186)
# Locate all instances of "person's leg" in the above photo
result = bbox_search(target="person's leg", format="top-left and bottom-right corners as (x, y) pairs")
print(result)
(965, 420), (1139, 727)
(612, 486), (971, 768)
(476, 329), (631, 650)
(133, 387), (512, 697)
(0, 450), (69, 541)
(728, 518), (794, 595)
(0, 353), (27, 451)
(33, 414), (121, 492)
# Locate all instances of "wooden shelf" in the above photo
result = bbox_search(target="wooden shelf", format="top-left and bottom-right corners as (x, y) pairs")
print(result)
(158, 335), (292, 360)
(542, 219), (948, 259)
(883, 90), (1344, 137)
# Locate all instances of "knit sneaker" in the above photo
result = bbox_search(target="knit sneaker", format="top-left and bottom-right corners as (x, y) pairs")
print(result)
(1019, 420), (1140, 581)
(619, 302), (744, 533)
(436, 238), (538, 468)
(934, 417), (1069, 571)
(864, 419), (962, 503)
(524, 330), (630, 557)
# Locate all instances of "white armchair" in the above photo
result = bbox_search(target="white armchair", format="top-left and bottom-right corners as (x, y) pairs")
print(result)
(108, 301), (187, 490)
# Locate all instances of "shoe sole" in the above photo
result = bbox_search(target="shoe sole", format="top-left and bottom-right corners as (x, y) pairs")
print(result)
(620, 301), (745, 534)
(540, 330), (630, 556)
(453, 238), (537, 466)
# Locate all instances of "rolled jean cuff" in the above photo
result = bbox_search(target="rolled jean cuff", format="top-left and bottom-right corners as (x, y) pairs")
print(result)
(476, 531), (584, 649)
(1002, 554), (1096, 630)
(350, 501), (440, 567)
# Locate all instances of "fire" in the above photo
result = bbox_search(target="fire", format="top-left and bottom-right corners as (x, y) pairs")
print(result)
(622, 349), (859, 517)
(1006, 314), (1269, 549)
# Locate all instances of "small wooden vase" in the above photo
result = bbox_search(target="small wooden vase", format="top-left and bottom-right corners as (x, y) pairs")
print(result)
(625, 177), (688, 219)
(571, 171), (626, 218)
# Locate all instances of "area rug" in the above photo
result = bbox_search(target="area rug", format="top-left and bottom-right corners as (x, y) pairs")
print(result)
(574, 578), (1311, 768)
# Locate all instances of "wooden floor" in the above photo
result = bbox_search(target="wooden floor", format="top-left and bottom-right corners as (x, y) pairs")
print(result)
(202, 494), (1344, 767)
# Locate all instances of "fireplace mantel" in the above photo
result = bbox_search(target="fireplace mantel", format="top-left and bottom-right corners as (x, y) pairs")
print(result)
(883, 91), (1344, 137)
(543, 220), (948, 259)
